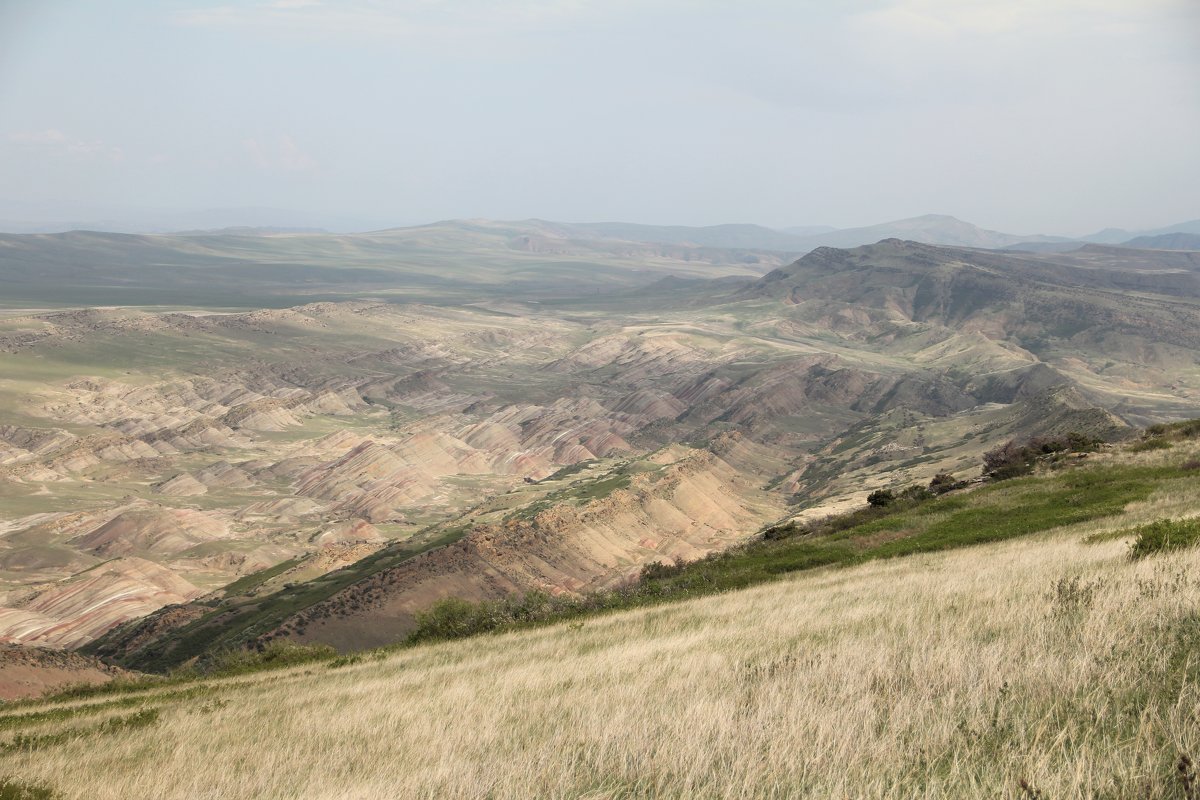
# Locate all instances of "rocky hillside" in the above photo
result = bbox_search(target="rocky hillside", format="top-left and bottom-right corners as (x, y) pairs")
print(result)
(0, 643), (134, 700)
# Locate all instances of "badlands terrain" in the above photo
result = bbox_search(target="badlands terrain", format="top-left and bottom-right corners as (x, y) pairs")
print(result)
(0, 219), (1198, 676)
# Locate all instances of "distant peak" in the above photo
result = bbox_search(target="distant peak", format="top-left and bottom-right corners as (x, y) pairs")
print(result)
(910, 213), (961, 222)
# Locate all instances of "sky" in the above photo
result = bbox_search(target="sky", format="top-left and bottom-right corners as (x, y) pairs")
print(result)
(0, 0), (1197, 235)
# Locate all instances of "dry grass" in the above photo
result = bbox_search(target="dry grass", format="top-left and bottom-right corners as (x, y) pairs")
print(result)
(4, 483), (1200, 798)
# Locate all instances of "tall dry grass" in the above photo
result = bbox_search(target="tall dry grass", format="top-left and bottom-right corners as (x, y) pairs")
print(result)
(4, 479), (1200, 799)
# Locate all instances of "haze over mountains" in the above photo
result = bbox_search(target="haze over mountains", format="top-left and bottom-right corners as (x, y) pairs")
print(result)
(4, 213), (1198, 311)
(4, 211), (1198, 253)
(546, 214), (1200, 252)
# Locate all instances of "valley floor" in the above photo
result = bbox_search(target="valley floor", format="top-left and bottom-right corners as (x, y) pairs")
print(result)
(2, 467), (1198, 799)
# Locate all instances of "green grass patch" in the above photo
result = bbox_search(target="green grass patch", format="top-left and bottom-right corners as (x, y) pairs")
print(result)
(503, 461), (652, 522)
(0, 683), (219, 726)
(204, 641), (336, 676)
(540, 460), (599, 482)
(1146, 419), (1200, 440)
(0, 709), (159, 754)
(0, 777), (60, 800)
(221, 557), (305, 598)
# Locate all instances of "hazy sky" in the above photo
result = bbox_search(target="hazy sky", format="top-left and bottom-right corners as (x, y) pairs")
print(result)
(1, 0), (1197, 234)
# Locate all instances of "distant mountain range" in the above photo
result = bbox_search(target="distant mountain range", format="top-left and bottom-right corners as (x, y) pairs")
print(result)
(521, 215), (1068, 252)
(528, 220), (818, 252)
(2, 212), (1197, 257)
(499, 214), (1200, 254)
(1121, 232), (1200, 251)
(1079, 219), (1200, 245)
(783, 214), (1070, 250)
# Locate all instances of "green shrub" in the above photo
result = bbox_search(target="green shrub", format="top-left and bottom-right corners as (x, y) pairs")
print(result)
(325, 654), (363, 669)
(1145, 418), (1200, 441)
(1174, 419), (1200, 438)
(761, 522), (799, 541)
(866, 489), (895, 507)
(1129, 518), (1200, 559)
(1130, 437), (1172, 453)
(899, 485), (934, 502)
(0, 778), (60, 800)
(639, 559), (684, 580)
(409, 597), (497, 641)
(928, 473), (964, 494)
(982, 441), (1037, 479)
(982, 432), (1101, 480)
(208, 640), (336, 676)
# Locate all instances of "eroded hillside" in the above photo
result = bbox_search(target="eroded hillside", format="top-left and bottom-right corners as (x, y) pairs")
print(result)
(1, 237), (1198, 659)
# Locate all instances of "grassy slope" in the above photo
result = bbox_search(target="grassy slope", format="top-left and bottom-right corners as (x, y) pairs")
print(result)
(1, 442), (1198, 797)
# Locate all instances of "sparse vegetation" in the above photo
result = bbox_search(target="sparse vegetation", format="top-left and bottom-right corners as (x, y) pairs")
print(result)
(928, 471), (966, 494)
(501, 461), (654, 523)
(205, 641), (337, 676)
(0, 202), (1198, 800)
(220, 557), (305, 598)
(1131, 436), (1173, 452)
(1128, 518), (1200, 559)
(0, 778), (59, 800)
(866, 488), (894, 507)
(981, 432), (1102, 480)
(0, 709), (158, 754)
(1148, 419), (1200, 440)
(85, 525), (469, 673)
(0, 422), (1194, 798)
